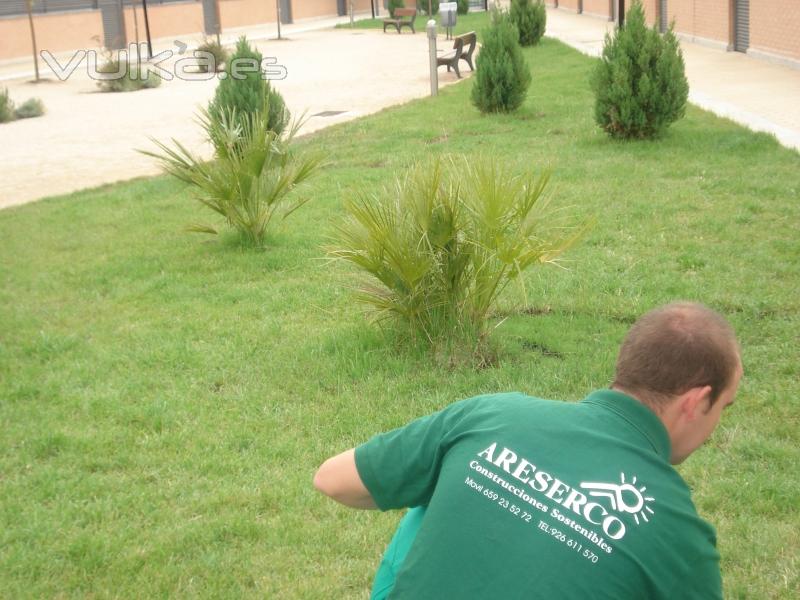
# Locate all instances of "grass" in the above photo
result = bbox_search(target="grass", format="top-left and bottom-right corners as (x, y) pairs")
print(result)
(1, 19), (799, 598)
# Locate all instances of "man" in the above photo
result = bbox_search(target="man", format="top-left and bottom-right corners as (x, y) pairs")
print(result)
(314, 302), (742, 598)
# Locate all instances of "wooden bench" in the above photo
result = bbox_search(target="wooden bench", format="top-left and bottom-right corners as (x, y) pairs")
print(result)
(436, 31), (477, 79)
(383, 8), (417, 34)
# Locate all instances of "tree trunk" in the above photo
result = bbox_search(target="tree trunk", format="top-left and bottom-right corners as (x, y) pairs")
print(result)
(215, 0), (221, 45)
(26, 0), (40, 82)
(132, 1), (141, 66)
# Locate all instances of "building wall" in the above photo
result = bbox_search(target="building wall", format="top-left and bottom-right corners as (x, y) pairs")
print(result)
(7, 1), (798, 63)
(292, 0), (374, 20)
(124, 2), (205, 45)
(0, 0), (381, 61)
(558, 0), (581, 12)
(640, 0), (658, 25)
(750, 0), (800, 61)
(666, 0), (730, 47)
(219, 0), (276, 29)
(293, 0), (337, 20)
(583, 0), (610, 19)
(691, 0), (730, 43)
(0, 10), (103, 61)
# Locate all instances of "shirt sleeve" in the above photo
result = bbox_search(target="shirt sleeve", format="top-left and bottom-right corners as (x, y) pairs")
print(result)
(354, 397), (479, 511)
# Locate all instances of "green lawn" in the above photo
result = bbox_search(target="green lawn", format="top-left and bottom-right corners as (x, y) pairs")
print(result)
(2, 25), (799, 599)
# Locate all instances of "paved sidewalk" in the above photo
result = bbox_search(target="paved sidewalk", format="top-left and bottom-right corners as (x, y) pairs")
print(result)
(0, 16), (465, 209)
(543, 7), (800, 152)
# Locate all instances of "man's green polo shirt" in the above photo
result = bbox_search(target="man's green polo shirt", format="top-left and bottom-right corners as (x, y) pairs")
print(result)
(355, 391), (722, 599)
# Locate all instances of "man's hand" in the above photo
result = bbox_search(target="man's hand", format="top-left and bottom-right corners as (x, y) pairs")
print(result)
(313, 448), (378, 509)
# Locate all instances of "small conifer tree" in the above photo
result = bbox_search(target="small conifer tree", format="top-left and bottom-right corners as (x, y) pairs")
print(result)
(471, 10), (532, 114)
(591, 1), (688, 139)
(509, 0), (546, 47)
(457, 0), (469, 15)
(208, 37), (289, 141)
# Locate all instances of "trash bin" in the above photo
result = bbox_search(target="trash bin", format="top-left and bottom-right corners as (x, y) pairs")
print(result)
(440, 2), (457, 39)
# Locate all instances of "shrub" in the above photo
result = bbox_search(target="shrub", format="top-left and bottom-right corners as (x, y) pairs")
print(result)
(509, 0), (546, 47)
(195, 37), (229, 73)
(143, 98), (321, 246)
(0, 90), (46, 123)
(457, 0), (469, 15)
(14, 98), (45, 120)
(471, 10), (531, 113)
(388, 0), (404, 18)
(591, 0), (688, 139)
(207, 37), (289, 144)
(328, 158), (587, 366)
(0, 88), (15, 123)
(96, 55), (162, 92)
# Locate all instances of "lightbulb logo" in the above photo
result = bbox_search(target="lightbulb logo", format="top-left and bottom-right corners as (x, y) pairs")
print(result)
(580, 473), (655, 526)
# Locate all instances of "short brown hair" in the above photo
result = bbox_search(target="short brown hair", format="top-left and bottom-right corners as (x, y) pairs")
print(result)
(612, 302), (740, 409)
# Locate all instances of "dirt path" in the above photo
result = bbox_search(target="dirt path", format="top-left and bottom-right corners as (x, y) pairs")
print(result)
(0, 28), (465, 209)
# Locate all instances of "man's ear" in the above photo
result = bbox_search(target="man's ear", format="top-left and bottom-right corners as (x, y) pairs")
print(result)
(678, 385), (713, 420)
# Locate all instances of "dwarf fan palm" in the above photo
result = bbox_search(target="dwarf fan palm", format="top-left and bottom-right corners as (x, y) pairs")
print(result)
(143, 99), (321, 246)
(329, 158), (589, 364)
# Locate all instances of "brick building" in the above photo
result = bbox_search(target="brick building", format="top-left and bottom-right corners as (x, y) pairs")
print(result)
(546, 1), (800, 68)
(0, 0), (379, 61)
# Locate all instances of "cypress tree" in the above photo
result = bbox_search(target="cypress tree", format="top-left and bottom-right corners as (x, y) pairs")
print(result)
(591, 1), (688, 139)
(509, 0), (546, 47)
(208, 37), (289, 140)
(471, 10), (532, 114)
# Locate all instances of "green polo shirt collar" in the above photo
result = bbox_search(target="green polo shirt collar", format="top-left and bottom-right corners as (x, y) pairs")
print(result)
(581, 389), (672, 461)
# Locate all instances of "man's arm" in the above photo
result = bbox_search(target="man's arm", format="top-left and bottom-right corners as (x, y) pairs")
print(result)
(313, 448), (378, 509)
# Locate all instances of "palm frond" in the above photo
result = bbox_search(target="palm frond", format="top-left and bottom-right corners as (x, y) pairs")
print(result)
(328, 156), (591, 363)
(139, 94), (321, 245)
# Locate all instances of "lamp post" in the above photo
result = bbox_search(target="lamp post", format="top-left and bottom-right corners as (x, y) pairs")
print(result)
(276, 0), (283, 40)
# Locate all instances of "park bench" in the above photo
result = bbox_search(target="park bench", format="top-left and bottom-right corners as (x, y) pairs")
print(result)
(383, 8), (417, 34)
(436, 31), (477, 79)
